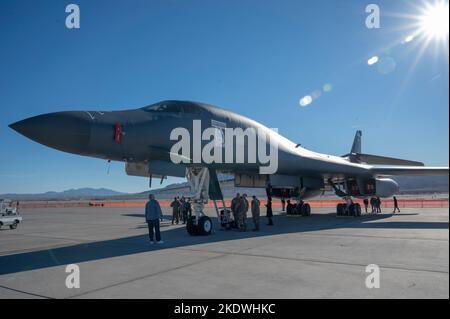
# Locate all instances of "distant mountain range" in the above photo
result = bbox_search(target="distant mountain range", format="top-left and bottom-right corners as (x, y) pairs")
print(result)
(0, 188), (127, 201)
(1, 176), (448, 201)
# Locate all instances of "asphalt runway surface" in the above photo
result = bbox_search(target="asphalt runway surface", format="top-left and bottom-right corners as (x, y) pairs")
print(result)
(0, 206), (448, 299)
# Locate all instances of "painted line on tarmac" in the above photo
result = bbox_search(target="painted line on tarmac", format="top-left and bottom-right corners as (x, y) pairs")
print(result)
(0, 285), (53, 299)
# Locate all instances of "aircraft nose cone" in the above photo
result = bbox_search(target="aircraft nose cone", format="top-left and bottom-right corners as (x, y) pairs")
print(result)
(9, 111), (92, 154)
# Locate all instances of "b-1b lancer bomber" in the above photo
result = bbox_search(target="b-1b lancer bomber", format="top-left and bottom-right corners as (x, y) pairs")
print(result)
(10, 100), (449, 235)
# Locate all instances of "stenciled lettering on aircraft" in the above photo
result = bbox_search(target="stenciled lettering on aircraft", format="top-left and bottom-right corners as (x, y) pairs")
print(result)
(211, 119), (226, 147)
(169, 120), (279, 174)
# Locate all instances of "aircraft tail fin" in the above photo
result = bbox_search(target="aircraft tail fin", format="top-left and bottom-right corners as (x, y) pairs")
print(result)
(351, 130), (362, 154)
(343, 130), (424, 166)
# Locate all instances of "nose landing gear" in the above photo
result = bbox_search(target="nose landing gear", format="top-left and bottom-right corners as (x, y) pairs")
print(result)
(185, 166), (215, 236)
(186, 215), (213, 236)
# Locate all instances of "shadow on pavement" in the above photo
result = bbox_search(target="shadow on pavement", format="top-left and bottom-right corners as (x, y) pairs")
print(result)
(0, 212), (447, 275)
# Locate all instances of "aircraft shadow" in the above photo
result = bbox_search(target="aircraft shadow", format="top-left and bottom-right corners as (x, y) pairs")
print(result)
(0, 212), (447, 276)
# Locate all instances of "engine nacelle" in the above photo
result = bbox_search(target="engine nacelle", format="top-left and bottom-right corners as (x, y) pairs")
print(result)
(267, 175), (324, 200)
(234, 173), (324, 200)
(374, 178), (399, 198)
(345, 177), (399, 198)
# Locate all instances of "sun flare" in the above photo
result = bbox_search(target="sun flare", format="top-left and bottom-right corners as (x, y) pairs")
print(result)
(418, 1), (449, 41)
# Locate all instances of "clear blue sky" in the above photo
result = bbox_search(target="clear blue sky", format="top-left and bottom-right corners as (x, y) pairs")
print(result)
(0, 0), (448, 194)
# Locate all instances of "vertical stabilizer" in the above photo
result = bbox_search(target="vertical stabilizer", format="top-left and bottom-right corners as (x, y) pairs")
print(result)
(351, 130), (362, 154)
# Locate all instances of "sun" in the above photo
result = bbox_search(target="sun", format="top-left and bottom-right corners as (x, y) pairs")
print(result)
(418, 1), (449, 41)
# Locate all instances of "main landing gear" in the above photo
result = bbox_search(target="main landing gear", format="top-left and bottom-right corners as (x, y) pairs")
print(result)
(297, 202), (312, 216)
(336, 201), (362, 217)
(327, 179), (362, 218)
(286, 201), (312, 216)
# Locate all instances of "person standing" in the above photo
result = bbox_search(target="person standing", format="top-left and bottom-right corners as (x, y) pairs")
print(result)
(251, 196), (261, 231)
(281, 198), (286, 212)
(236, 194), (249, 232)
(179, 197), (185, 224)
(231, 193), (240, 226)
(170, 197), (180, 225)
(393, 196), (400, 213)
(376, 197), (382, 213)
(181, 197), (190, 223)
(145, 194), (164, 244)
(363, 198), (369, 213)
(186, 199), (192, 218)
(370, 197), (376, 213)
(266, 197), (274, 226)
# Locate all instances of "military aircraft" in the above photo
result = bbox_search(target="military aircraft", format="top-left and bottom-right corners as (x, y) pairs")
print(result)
(9, 100), (449, 235)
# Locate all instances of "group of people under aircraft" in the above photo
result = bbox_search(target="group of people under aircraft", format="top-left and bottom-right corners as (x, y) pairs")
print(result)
(169, 196), (193, 225)
(229, 193), (274, 232)
(143, 193), (275, 244)
(362, 196), (400, 214)
(143, 193), (401, 245)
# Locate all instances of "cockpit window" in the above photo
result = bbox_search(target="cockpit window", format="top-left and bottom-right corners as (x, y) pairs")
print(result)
(142, 103), (183, 113)
(181, 103), (202, 114)
(142, 101), (201, 114)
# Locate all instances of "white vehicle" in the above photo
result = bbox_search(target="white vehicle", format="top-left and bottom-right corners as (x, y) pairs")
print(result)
(0, 200), (22, 230)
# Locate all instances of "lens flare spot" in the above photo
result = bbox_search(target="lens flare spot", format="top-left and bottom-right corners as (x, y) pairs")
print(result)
(299, 95), (313, 107)
(367, 56), (379, 65)
(323, 83), (333, 92)
(404, 35), (415, 43)
(377, 57), (397, 74)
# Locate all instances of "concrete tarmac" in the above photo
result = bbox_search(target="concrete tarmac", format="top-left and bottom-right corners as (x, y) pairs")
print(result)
(0, 206), (448, 299)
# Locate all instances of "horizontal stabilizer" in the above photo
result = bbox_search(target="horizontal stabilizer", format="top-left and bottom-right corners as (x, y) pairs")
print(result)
(370, 166), (449, 176)
(354, 153), (424, 166)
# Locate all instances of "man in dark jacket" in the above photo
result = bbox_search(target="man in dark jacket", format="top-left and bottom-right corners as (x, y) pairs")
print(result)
(370, 197), (376, 213)
(363, 198), (369, 213)
(170, 197), (181, 225)
(180, 197), (190, 223)
(266, 197), (274, 226)
(376, 197), (382, 213)
(393, 196), (400, 213)
(251, 195), (261, 231)
(145, 194), (163, 244)
(231, 193), (240, 226)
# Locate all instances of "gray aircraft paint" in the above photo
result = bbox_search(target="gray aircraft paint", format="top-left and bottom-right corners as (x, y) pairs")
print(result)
(9, 100), (449, 192)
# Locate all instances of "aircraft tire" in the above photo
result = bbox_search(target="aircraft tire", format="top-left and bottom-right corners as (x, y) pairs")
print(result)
(354, 203), (362, 217)
(336, 204), (343, 216)
(197, 216), (213, 235)
(348, 204), (355, 216)
(186, 217), (197, 236)
(301, 203), (311, 216)
(349, 203), (361, 217)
